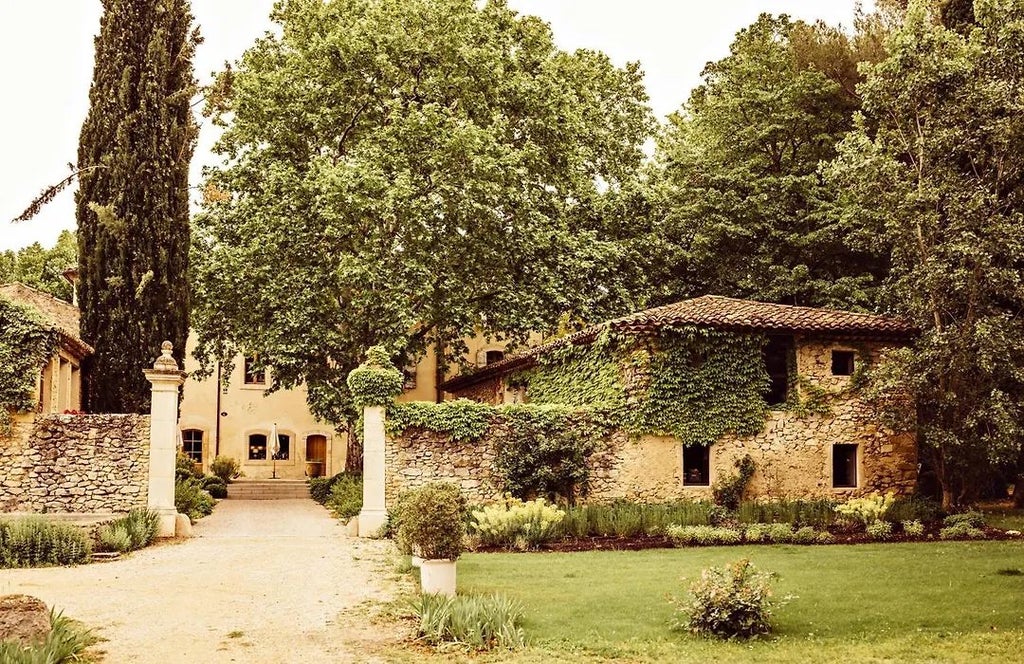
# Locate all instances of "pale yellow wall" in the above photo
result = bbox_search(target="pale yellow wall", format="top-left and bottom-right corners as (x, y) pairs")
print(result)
(178, 334), (341, 480)
(180, 331), (521, 478)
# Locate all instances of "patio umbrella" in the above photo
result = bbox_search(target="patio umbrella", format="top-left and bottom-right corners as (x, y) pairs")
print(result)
(271, 422), (280, 478)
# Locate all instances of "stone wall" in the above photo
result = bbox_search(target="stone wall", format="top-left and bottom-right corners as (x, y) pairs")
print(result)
(0, 413), (150, 514)
(386, 337), (917, 503)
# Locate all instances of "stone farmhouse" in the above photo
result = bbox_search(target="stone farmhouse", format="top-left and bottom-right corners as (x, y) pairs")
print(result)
(435, 296), (919, 500)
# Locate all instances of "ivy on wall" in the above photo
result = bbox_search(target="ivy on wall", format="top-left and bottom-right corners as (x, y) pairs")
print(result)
(511, 326), (771, 448)
(0, 299), (56, 435)
(346, 345), (403, 408)
(387, 399), (493, 442)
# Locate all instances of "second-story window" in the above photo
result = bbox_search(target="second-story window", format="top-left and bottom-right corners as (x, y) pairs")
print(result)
(244, 356), (267, 385)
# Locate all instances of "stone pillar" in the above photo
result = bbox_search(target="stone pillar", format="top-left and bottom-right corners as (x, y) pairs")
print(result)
(143, 341), (186, 538)
(358, 405), (388, 536)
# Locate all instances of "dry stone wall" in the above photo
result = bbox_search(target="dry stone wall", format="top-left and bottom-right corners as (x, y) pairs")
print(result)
(0, 413), (150, 514)
(388, 337), (917, 504)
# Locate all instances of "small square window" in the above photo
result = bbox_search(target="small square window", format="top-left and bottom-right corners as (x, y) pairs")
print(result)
(485, 350), (505, 365)
(244, 356), (267, 385)
(683, 446), (710, 486)
(831, 351), (855, 376)
(832, 444), (858, 488)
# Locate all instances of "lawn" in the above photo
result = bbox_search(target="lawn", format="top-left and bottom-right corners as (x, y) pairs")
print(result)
(392, 541), (1024, 663)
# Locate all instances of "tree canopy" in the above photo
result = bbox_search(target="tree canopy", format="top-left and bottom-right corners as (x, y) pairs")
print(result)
(192, 0), (653, 422)
(827, 0), (1024, 507)
(76, 0), (200, 413)
(0, 230), (77, 302)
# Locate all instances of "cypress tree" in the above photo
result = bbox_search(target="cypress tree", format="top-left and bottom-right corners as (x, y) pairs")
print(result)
(76, 0), (199, 413)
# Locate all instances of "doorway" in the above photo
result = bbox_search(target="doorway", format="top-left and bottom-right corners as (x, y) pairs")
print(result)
(305, 434), (327, 478)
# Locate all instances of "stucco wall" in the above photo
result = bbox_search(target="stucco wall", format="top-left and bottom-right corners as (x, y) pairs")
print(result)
(384, 337), (917, 503)
(0, 413), (150, 513)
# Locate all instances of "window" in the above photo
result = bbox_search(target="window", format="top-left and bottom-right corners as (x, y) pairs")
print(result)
(831, 350), (856, 376)
(402, 365), (417, 390)
(273, 433), (290, 460)
(484, 350), (505, 365)
(182, 429), (203, 463)
(243, 356), (266, 385)
(682, 446), (710, 487)
(832, 444), (858, 488)
(763, 336), (793, 406)
(248, 433), (268, 461)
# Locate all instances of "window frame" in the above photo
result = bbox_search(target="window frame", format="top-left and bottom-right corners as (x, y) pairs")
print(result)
(831, 443), (859, 489)
(181, 428), (204, 464)
(831, 350), (856, 377)
(681, 445), (712, 488)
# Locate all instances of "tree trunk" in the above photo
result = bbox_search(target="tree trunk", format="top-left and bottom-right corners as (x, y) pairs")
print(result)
(345, 425), (363, 474)
(1013, 447), (1024, 508)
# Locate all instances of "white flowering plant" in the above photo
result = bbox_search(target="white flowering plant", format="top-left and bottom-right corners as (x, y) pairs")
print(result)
(470, 496), (565, 551)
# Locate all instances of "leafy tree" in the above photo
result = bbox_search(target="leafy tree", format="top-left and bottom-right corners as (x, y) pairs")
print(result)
(192, 0), (653, 427)
(827, 0), (1024, 508)
(0, 231), (78, 302)
(647, 14), (889, 309)
(75, 0), (200, 413)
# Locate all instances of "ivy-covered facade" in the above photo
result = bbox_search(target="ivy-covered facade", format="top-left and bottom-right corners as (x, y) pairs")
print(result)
(435, 296), (919, 501)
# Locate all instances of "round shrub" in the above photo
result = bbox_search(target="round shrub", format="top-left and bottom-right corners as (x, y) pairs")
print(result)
(347, 346), (403, 407)
(902, 520), (925, 537)
(667, 525), (742, 546)
(209, 456), (241, 483)
(942, 511), (985, 529)
(206, 482), (228, 499)
(940, 522), (986, 540)
(866, 521), (893, 541)
(396, 482), (467, 560)
(675, 558), (776, 639)
(326, 474), (363, 520)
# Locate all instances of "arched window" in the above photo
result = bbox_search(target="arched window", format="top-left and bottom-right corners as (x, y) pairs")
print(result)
(182, 429), (203, 463)
(248, 433), (268, 460)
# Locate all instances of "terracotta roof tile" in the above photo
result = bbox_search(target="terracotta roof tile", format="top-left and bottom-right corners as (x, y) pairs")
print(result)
(0, 282), (93, 358)
(441, 295), (915, 392)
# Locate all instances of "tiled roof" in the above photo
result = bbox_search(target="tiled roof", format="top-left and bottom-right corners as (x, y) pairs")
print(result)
(0, 282), (93, 358)
(441, 295), (916, 392)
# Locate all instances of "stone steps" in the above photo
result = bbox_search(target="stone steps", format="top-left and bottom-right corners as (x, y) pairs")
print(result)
(225, 480), (311, 500)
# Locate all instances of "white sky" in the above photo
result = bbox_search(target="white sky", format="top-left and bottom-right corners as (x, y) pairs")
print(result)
(0, 0), (871, 251)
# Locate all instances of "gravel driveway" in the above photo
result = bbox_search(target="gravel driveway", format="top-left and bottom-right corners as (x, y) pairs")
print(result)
(1, 500), (405, 663)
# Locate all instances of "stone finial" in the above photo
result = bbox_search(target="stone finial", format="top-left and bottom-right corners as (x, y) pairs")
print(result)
(152, 341), (179, 371)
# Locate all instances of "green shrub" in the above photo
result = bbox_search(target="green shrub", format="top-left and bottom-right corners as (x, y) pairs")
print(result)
(347, 346), (403, 407)
(886, 497), (943, 523)
(943, 511), (986, 529)
(412, 593), (525, 650)
(903, 520), (925, 537)
(866, 521), (893, 541)
(471, 497), (565, 550)
(0, 517), (91, 568)
(309, 473), (345, 504)
(940, 523), (986, 540)
(744, 522), (795, 544)
(175, 452), (201, 481)
(711, 455), (755, 511)
(209, 455), (241, 483)
(175, 477), (215, 522)
(555, 501), (712, 539)
(201, 475), (225, 490)
(834, 492), (895, 526)
(791, 526), (820, 544)
(397, 483), (467, 560)
(97, 524), (132, 553)
(675, 558), (776, 639)
(0, 610), (93, 664)
(326, 474), (363, 520)
(667, 525), (742, 546)
(737, 499), (837, 528)
(206, 483), (228, 499)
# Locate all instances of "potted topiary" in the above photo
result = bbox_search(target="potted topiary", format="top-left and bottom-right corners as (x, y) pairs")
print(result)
(397, 482), (466, 596)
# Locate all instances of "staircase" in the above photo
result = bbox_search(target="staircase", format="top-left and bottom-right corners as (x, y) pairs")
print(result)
(226, 479), (311, 500)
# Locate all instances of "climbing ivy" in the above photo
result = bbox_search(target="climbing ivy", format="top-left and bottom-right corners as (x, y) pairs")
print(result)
(0, 299), (56, 435)
(509, 329), (626, 409)
(346, 345), (403, 408)
(387, 399), (494, 442)
(628, 328), (770, 445)
(785, 346), (873, 418)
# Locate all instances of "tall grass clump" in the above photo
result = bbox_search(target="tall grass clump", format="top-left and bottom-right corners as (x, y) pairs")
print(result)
(555, 501), (711, 539)
(0, 610), (93, 664)
(326, 474), (363, 520)
(737, 499), (838, 528)
(413, 593), (525, 650)
(471, 498), (564, 550)
(0, 517), (91, 568)
(95, 509), (159, 553)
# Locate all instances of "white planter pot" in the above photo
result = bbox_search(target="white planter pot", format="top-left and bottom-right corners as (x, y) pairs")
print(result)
(411, 555), (423, 568)
(419, 559), (457, 597)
